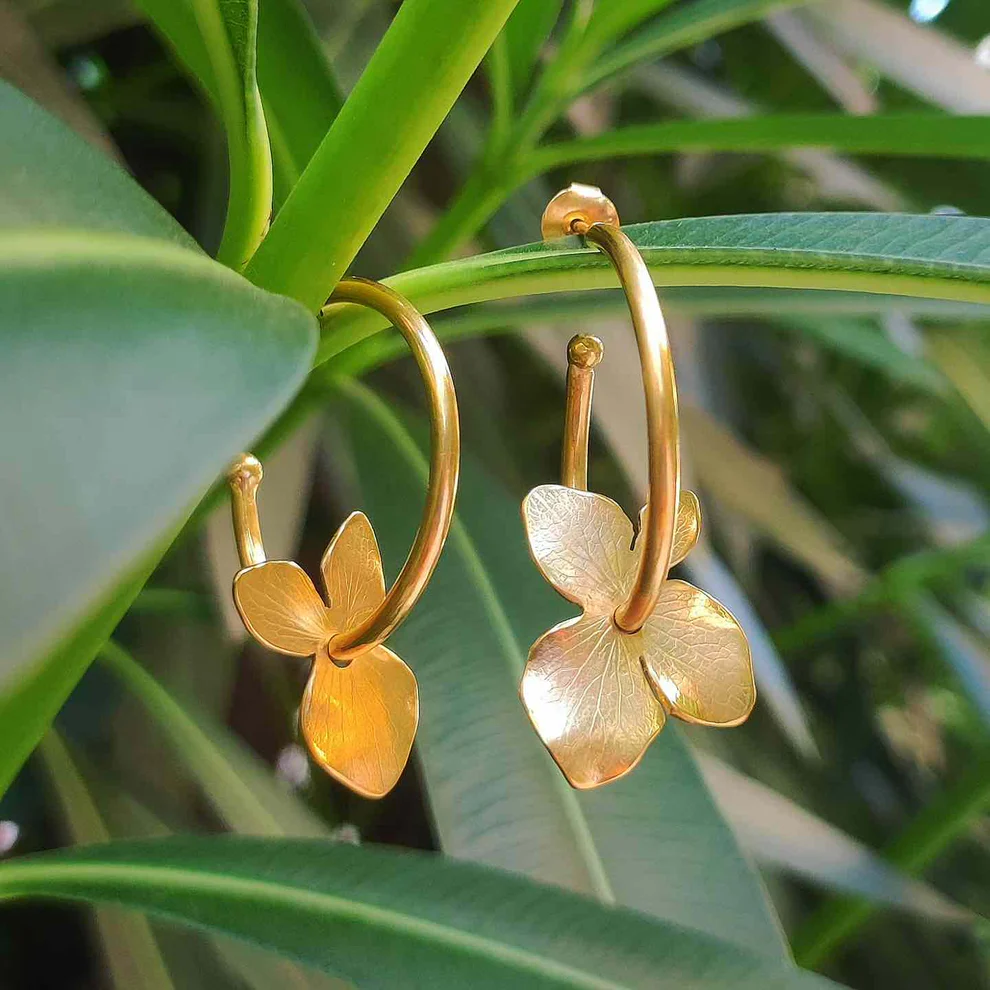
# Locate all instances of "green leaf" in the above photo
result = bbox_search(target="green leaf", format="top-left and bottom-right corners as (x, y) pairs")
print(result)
(100, 642), (329, 837)
(38, 731), (176, 990)
(586, 0), (812, 93)
(327, 292), (989, 379)
(523, 115), (990, 179)
(502, 0), (565, 97)
(0, 837), (841, 989)
(135, 0), (272, 267)
(698, 755), (972, 922)
(0, 83), (316, 796)
(792, 751), (990, 967)
(318, 213), (990, 364)
(333, 382), (786, 958)
(256, 0), (343, 202)
(246, 0), (523, 309)
(0, 81), (194, 245)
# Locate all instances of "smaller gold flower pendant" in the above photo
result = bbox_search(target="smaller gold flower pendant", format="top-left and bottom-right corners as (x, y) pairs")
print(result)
(233, 506), (418, 799)
(520, 484), (754, 790)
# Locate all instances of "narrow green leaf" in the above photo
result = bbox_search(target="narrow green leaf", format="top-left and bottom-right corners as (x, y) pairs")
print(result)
(333, 382), (787, 958)
(319, 214), (990, 364)
(327, 293), (990, 379)
(586, 0), (811, 93)
(524, 115), (990, 179)
(38, 732), (175, 990)
(698, 755), (972, 922)
(136, 0), (272, 266)
(246, 0), (522, 309)
(0, 85), (316, 796)
(502, 0), (565, 97)
(100, 642), (328, 837)
(793, 752), (990, 966)
(0, 837), (841, 989)
(585, 1), (678, 47)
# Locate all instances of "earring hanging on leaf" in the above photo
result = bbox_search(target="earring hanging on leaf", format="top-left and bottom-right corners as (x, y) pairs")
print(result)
(228, 277), (459, 799)
(520, 185), (755, 790)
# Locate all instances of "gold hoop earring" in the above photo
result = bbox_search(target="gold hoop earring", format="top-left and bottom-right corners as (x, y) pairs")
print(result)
(228, 277), (459, 799)
(520, 185), (755, 790)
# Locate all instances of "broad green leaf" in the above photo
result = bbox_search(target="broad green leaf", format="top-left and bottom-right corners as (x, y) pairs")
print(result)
(523, 115), (990, 180)
(135, 0), (271, 266)
(100, 642), (328, 837)
(0, 81), (193, 244)
(246, 0), (523, 309)
(318, 213), (990, 364)
(256, 0), (343, 202)
(586, 0), (811, 93)
(0, 837), (841, 989)
(38, 731), (175, 990)
(0, 84), (316, 796)
(333, 382), (787, 957)
(76, 747), (349, 990)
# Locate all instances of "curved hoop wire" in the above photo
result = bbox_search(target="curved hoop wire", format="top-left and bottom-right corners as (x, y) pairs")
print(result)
(543, 185), (680, 633)
(228, 276), (460, 661)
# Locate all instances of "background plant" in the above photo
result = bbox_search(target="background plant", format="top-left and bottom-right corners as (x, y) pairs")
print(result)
(1, 0), (989, 987)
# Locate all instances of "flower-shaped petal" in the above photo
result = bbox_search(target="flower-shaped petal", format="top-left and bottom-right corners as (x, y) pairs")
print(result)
(233, 561), (332, 656)
(321, 511), (386, 634)
(522, 485), (635, 614)
(520, 613), (666, 789)
(300, 643), (418, 799)
(637, 489), (701, 569)
(641, 580), (755, 727)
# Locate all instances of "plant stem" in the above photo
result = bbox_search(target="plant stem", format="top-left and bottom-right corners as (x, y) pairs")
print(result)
(792, 751), (990, 967)
(245, 0), (521, 309)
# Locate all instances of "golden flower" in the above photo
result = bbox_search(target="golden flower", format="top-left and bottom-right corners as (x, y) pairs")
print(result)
(232, 512), (417, 799)
(520, 485), (754, 789)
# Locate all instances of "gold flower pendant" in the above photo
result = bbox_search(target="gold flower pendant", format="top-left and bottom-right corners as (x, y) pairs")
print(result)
(520, 484), (755, 789)
(233, 511), (418, 799)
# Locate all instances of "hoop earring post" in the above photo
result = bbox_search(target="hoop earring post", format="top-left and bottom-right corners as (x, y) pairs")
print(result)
(228, 453), (266, 568)
(561, 334), (603, 491)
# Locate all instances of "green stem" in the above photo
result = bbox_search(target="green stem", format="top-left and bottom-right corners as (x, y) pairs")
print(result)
(792, 752), (990, 967)
(245, 0), (521, 309)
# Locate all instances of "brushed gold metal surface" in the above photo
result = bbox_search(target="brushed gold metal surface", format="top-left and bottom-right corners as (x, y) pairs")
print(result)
(230, 512), (419, 799)
(541, 183), (620, 240)
(326, 278), (460, 661)
(225, 277), (458, 798)
(543, 183), (679, 633)
(521, 486), (753, 789)
(523, 186), (754, 789)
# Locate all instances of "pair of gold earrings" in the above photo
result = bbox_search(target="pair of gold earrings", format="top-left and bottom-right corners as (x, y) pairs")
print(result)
(227, 185), (756, 800)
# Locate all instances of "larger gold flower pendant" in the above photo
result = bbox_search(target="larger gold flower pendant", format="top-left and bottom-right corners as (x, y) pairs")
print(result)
(521, 485), (755, 789)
